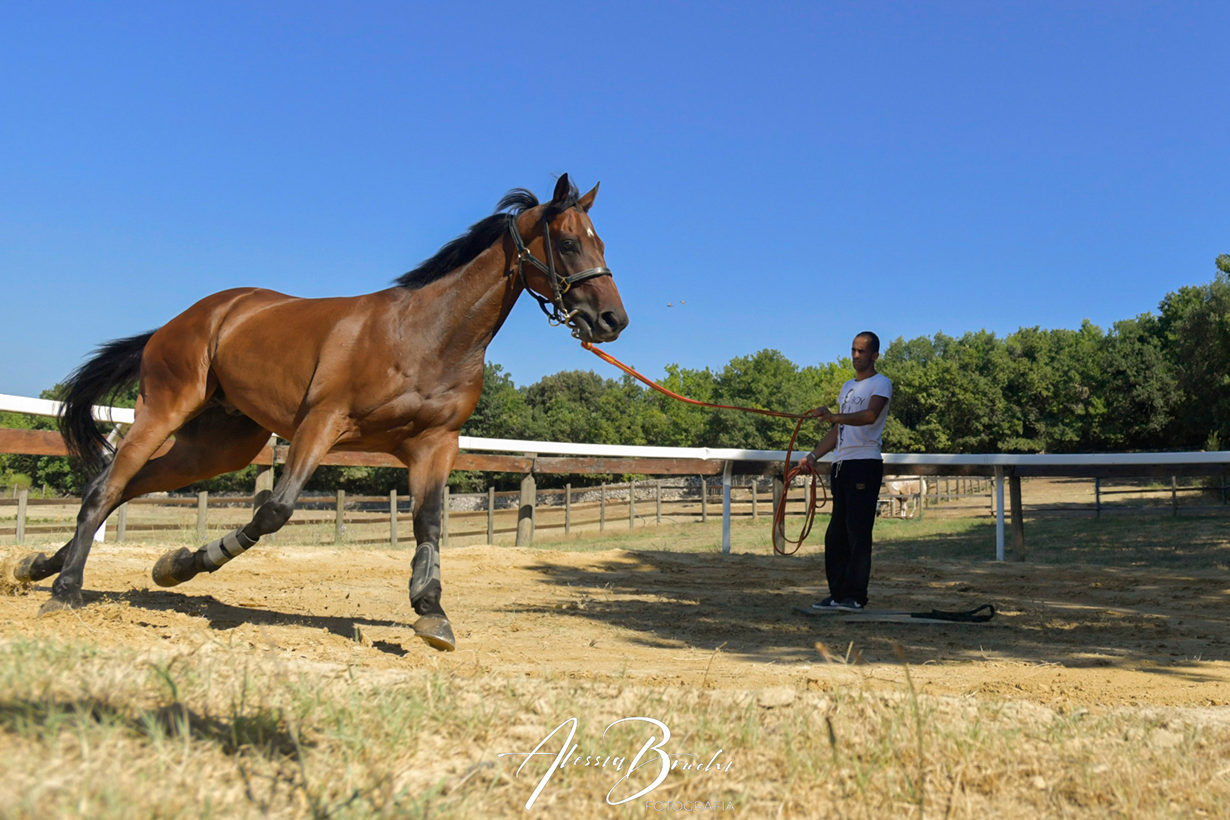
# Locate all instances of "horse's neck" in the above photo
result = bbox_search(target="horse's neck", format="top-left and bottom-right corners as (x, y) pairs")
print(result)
(406, 242), (522, 366)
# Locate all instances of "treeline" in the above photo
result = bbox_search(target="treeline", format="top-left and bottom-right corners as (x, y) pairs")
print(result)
(3, 259), (1227, 496)
(468, 260), (1230, 456)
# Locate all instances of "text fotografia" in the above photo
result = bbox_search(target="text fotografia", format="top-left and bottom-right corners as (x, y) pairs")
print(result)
(498, 716), (735, 810)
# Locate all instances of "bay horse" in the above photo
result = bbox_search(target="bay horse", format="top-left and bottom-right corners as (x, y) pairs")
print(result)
(14, 174), (628, 651)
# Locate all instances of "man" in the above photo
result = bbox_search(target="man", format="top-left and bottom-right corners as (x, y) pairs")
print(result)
(797, 331), (892, 613)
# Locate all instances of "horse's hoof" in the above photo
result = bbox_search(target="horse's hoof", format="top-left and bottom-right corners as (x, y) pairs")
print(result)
(38, 591), (84, 615)
(12, 553), (46, 583)
(152, 547), (198, 587)
(413, 615), (456, 652)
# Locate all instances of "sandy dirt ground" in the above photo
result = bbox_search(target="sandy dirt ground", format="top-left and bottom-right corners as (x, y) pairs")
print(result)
(3, 535), (1228, 712)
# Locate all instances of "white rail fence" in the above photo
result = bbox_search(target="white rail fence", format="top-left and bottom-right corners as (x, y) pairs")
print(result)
(3, 392), (1229, 559)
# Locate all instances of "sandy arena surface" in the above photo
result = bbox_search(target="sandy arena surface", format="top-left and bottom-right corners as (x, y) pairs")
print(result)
(3, 537), (1228, 712)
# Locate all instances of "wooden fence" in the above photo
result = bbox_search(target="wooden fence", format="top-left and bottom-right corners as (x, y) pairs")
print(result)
(0, 479), (807, 546)
(7, 473), (1229, 548)
(3, 424), (1228, 556)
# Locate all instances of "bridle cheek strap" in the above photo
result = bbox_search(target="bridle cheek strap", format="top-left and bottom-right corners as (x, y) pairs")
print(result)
(507, 213), (613, 329)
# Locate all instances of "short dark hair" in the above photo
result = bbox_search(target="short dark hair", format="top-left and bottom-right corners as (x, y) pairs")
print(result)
(855, 331), (880, 353)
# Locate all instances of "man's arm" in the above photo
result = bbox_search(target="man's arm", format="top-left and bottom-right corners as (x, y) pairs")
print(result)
(799, 394), (889, 472)
(822, 394), (888, 427)
(797, 424), (838, 472)
(812, 424), (838, 458)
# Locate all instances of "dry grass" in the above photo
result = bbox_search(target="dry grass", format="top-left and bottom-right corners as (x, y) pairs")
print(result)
(0, 634), (1227, 819)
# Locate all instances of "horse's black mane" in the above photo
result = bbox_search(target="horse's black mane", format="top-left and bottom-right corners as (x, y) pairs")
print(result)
(395, 181), (580, 290)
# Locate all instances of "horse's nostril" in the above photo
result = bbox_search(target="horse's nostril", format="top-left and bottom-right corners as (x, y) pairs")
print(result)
(601, 310), (627, 332)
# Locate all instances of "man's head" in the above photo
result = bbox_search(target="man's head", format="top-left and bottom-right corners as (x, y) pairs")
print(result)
(851, 331), (880, 376)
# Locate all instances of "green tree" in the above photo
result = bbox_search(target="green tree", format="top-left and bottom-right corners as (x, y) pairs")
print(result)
(879, 334), (953, 452)
(648, 363), (717, 447)
(1027, 322), (1107, 452)
(704, 349), (816, 450)
(525, 370), (619, 443)
(1156, 263), (1230, 448)
(1090, 316), (1177, 450)
(462, 363), (532, 439)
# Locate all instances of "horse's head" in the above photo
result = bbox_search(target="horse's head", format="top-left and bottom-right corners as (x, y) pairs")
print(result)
(515, 174), (629, 343)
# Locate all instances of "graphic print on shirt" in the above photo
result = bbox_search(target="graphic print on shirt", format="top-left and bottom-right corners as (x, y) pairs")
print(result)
(836, 386), (866, 450)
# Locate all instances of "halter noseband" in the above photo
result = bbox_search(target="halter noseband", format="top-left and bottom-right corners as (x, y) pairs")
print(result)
(507, 210), (613, 334)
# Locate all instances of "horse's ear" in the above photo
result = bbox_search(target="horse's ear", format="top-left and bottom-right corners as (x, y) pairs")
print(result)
(551, 173), (572, 206)
(578, 182), (600, 212)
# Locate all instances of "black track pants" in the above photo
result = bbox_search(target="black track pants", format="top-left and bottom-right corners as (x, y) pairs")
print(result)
(824, 459), (883, 606)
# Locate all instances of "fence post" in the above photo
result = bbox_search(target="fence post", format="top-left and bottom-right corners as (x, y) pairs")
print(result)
(116, 503), (127, 542)
(600, 483), (607, 531)
(564, 483), (572, 536)
(389, 489), (398, 547)
(197, 491), (208, 542)
(255, 464), (276, 543)
(655, 480), (662, 525)
(335, 489), (346, 543)
(1094, 477), (1101, 518)
(751, 482), (758, 521)
(254, 465), (274, 509)
(993, 467), (1005, 561)
(516, 469), (535, 546)
(628, 480), (636, 530)
(488, 486), (496, 543)
(1171, 475), (1178, 517)
(721, 461), (733, 554)
(1009, 472), (1025, 561)
(442, 486), (450, 547)
(771, 476), (785, 554)
(15, 488), (27, 544)
(701, 478), (708, 523)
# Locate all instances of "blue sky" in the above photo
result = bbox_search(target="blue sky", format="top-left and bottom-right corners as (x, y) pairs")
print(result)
(2, 1), (1227, 400)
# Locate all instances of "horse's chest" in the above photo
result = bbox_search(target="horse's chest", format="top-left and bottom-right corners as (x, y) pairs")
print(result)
(354, 391), (468, 436)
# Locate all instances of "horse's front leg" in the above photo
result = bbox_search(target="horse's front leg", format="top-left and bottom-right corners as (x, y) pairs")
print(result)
(403, 432), (459, 651)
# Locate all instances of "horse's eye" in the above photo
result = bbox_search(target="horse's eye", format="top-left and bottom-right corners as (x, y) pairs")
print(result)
(560, 239), (581, 254)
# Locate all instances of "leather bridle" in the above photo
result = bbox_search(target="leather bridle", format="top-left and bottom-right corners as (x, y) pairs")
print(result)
(507, 210), (613, 335)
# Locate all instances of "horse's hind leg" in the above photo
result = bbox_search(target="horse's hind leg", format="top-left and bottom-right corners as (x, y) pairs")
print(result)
(152, 414), (341, 587)
(15, 410), (270, 588)
(34, 407), (195, 611)
(401, 430), (460, 652)
(14, 470), (108, 584)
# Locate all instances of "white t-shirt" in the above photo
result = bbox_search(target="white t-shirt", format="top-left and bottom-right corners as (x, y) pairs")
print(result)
(833, 372), (892, 462)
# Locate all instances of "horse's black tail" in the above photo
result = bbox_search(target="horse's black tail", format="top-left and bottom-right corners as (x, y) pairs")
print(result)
(58, 330), (157, 476)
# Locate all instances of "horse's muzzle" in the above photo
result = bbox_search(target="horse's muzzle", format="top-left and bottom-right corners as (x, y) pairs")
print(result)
(570, 304), (629, 343)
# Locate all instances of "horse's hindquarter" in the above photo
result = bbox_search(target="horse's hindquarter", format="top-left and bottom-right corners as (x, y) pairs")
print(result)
(140, 287), (285, 415)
